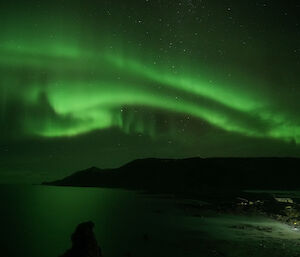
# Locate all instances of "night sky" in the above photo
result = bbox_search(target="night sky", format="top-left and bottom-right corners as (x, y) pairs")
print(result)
(1, 0), (300, 183)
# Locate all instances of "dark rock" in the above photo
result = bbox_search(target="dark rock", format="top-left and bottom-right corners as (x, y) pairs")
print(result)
(142, 233), (149, 241)
(124, 251), (132, 257)
(230, 224), (273, 232)
(60, 221), (102, 257)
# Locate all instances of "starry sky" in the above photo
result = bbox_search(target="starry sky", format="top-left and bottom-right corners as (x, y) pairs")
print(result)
(0, 0), (300, 183)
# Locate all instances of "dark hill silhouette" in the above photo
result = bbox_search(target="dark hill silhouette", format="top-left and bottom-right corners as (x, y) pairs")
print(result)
(43, 157), (300, 193)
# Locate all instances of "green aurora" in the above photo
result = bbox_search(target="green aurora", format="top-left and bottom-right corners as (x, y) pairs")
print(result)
(0, 0), (299, 182)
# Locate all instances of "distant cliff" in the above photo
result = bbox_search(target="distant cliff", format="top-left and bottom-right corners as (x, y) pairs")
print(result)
(43, 157), (300, 192)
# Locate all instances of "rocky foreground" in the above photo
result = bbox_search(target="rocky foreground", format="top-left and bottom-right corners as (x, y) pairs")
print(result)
(180, 191), (300, 229)
(60, 221), (102, 257)
(58, 192), (300, 257)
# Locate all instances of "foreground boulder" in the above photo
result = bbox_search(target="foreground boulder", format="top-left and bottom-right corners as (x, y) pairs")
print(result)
(60, 221), (102, 257)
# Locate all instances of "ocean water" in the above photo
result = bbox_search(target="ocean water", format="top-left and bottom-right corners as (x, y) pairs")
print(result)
(0, 185), (182, 257)
(2, 185), (300, 257)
